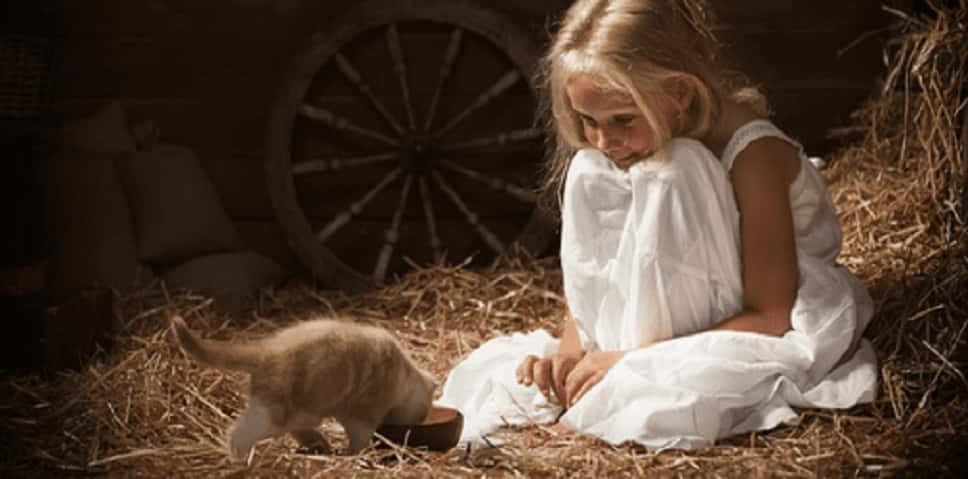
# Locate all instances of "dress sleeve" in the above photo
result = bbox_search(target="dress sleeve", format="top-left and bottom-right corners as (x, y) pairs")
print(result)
(720, 120), (805, 172)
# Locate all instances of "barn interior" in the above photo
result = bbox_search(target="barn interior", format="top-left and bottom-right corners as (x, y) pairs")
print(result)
(1, 0), (965, 477)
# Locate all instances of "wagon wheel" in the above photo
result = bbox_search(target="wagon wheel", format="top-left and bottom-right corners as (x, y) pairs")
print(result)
(266, 0), (556, 292)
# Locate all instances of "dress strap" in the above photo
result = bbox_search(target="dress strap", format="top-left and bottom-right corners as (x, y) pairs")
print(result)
(720, 119), (803, 171)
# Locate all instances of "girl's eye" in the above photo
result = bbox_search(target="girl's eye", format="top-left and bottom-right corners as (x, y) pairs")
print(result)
(579, 115), (597, 127)
(614, 115), (635, 125)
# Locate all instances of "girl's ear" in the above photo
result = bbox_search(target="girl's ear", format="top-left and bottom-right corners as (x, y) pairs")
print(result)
(664, 74), (696, 112)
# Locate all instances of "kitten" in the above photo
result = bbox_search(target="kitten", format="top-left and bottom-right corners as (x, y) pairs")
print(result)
(169, 315), (436, 461)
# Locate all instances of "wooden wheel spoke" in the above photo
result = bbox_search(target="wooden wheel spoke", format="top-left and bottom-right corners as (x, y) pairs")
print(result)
(423, 28), (464, 132)
(430, 171), (506, 255)
(440, 127), (541, 151)
(267, 2), (555, 290)
(316, 168), (402, 242)
(437, 159), (536, 204)
(373, 174), (414, 284)
(333, 53), (405, 135)
(386, 24), (417, 130)
(292, 152), (397, 175)
(299, 103), (399, 146)
(418, 176), (443, 261)
(433, 69), (520, 139)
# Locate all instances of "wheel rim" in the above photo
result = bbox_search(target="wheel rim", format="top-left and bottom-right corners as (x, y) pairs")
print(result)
(266, 0), (555, 292)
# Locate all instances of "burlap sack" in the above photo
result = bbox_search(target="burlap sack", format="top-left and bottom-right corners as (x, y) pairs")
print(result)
(117, 144), (242, 267)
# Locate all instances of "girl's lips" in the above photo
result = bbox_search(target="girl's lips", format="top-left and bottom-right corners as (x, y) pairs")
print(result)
(611, 155), (636, 170)
(606, 151), (628, 162)
(609, 149), (652, 170)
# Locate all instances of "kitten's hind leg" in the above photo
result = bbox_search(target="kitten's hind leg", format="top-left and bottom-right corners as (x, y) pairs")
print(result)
(291, 429), (331, 455)
(338, 416), (380, 455)
(227, 401), (285, 462)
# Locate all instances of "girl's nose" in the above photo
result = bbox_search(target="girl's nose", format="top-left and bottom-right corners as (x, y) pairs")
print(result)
(595, 128), (621, 151)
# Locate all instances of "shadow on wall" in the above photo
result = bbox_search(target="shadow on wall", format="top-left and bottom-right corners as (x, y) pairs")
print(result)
(1, 100), (292, 375)
(47, 100), (292, 307)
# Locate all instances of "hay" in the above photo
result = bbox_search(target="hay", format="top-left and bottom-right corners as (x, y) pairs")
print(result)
(3, 2), (967, 477)
(824, 0), (968, 442)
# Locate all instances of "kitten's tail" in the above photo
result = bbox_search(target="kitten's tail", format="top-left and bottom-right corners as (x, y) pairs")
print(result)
(170, 315), (262, 373)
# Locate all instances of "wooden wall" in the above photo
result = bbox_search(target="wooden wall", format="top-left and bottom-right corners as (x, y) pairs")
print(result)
(50, 0), (891, 275)
(714, 2), (890, 153)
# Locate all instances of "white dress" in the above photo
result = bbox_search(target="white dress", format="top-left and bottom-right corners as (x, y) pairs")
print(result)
(438, 120), (877, 450)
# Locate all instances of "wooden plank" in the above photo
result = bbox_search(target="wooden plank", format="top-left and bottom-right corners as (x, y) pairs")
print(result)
(58, 0), (340, 36)
(488, 0), (890, 33)
(234, 219), (302, 273)
(712, 0), (889, 30)
(54, 33), (285, 99)
(52, 97), (269, 152)
(768, 87), (875, 155)
(487, 1), (572, 41)
(199, 153), (274, 219)
(720, 28), (888, 90)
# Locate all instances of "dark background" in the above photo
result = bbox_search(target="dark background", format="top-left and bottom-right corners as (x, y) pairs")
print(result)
(2, 0), (894, 277)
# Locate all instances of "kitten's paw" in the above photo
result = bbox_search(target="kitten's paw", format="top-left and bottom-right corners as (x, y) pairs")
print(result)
(295, 441), (332, 456)
(291, 429), (331, 455)
(227, 434), (252, 463)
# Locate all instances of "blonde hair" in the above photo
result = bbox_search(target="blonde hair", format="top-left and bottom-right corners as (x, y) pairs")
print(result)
(535, 0), (769, 209)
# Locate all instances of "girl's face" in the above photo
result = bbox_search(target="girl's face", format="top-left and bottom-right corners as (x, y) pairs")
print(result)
(565, 74), (678, 170)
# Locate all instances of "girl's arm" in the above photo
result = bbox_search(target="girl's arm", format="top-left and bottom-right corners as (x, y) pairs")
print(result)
(714, 136), (801, 337)
(557, 308), (585, 355)
(564, 139), (800, 404)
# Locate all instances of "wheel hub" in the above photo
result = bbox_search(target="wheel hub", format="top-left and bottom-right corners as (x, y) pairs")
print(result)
(399, 136), (435, 174)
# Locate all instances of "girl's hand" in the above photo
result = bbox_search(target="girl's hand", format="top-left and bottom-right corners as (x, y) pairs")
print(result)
(516, 350), (585, 405)
(563, 351), (626, 407)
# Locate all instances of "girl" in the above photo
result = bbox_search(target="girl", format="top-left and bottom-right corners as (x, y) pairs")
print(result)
(438, 0), (877, 450)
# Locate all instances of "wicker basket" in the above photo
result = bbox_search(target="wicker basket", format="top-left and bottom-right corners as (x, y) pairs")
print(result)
(0, 34), (53, 120)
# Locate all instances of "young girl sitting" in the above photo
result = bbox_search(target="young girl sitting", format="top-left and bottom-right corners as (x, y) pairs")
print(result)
(439, 0), (877, 450)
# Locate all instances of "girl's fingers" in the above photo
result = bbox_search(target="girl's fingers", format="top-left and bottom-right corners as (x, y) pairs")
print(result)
(521, 355), (540, 386)
(532, 359), (553, 398)
(516, 355), (539, 385)
(563, 365), (591, 406)
(550, 357), (575, 405)
(569, 371), (604, 408)
(550, 358), (565, 404)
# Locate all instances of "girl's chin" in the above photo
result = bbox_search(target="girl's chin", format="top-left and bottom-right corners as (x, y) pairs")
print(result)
(611, 155), (643, 170)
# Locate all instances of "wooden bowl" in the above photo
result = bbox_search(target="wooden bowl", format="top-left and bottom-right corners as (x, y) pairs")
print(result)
(374, 406), (463, 451)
